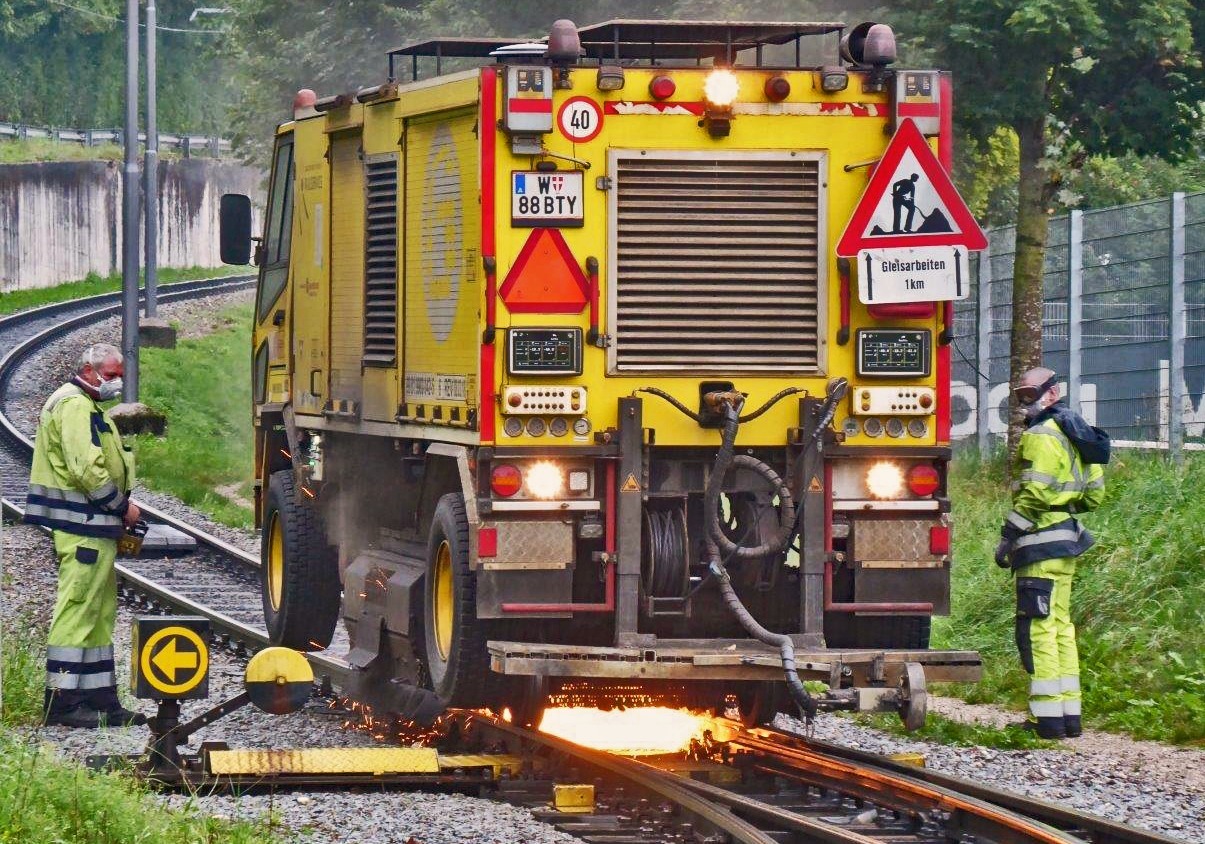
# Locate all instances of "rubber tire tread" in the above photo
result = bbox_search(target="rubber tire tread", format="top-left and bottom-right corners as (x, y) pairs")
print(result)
(423, 493), (488, 707)
(261, 469), (341, 650)
(834, 614), (931, 649)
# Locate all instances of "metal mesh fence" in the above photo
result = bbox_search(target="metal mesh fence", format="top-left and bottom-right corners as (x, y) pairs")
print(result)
(953, 191), (1203, 454)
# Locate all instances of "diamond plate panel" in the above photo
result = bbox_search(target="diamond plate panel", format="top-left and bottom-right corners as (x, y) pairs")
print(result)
(852, 518), (941, 562)
(207, 747), (439, 775)
(486, 519), (574, 567)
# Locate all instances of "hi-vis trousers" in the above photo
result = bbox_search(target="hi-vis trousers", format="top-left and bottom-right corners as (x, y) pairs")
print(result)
(1014, 557), (1080, 724)
(44, 530), (120, 715)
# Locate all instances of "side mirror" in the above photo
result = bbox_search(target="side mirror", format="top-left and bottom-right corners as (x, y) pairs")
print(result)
(219, 193), (253, 265)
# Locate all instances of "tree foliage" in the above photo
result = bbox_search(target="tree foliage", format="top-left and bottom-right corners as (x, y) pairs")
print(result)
(896, 0), (1204, 449)
(0, 0), (231, 132)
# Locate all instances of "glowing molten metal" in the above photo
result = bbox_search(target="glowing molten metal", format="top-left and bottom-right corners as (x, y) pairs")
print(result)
(538, 707), (713, 755)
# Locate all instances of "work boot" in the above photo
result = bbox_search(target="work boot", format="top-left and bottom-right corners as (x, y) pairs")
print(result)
(1064, 715), (1082, 738)
(98, 706), (148, 727)
(1015, 717), (1066, 739)
(42, 706), (101, 729)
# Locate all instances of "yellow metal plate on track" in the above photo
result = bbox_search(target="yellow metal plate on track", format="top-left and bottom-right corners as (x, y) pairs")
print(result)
(438, 754), (524, 778)
(207, 747), (440, 776)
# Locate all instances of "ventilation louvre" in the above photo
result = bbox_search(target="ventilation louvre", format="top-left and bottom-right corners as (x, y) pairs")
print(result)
(364, 156), (399, 364)
(612, 155), (822, 373)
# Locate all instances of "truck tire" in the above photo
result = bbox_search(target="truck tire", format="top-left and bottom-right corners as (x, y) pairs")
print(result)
(825, 613), (931, 650)
(261, 469), (341, 650)
(422, 493), (488, 706)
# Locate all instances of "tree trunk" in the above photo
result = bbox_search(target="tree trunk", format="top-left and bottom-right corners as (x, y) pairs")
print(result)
(1007, 114), (1055, 460)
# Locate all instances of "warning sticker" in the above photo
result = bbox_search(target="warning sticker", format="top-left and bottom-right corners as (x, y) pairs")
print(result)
(621, 473), (641, 492)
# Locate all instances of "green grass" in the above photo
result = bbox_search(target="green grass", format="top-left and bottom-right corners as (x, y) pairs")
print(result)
(0, 614), (46, 726)
(0, 266), (246, 314)
(0, 139), (126, 164)
(852, 711), (1057, 750)
(937, 448), (1205, 744)
(0, 730), (284, 843)
(135, 301), (255, 529)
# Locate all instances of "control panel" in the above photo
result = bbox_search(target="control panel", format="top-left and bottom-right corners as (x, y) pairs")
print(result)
(502, 386), (588, 415)
(857, 329), (931, 377)
(850, 386), (935, 416)
(508, 328), (582, 376)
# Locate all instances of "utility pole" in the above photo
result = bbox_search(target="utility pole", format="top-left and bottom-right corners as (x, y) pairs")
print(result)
(143, 0), (159, 319)
(122, 0), (140, 401)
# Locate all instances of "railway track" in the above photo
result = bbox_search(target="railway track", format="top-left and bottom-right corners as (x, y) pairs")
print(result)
(0, 282), (1179, 844)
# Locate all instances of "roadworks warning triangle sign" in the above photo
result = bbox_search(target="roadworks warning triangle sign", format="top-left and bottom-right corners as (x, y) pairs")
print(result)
(499, 228), (589, 313)
(836, 118), (986, 257)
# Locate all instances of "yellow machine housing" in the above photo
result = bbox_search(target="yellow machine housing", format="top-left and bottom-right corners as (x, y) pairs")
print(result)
(230, 19), (981, 724)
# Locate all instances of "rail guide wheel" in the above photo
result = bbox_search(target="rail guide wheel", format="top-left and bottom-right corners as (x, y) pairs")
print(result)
(897, 662), (927, 731)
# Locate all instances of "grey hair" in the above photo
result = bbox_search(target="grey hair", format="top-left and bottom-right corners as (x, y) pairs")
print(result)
(75, 343), (122, 375)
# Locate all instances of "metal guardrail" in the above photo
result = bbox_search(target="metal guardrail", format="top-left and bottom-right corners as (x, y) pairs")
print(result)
(0, 121), (231, 157)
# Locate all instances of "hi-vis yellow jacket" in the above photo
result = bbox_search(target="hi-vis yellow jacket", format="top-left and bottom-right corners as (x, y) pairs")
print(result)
(25, 381), (135, 538)
(1002, 405), (1106, 568)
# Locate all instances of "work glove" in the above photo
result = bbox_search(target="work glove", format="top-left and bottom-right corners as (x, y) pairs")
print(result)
(994, 538), (1011, 569)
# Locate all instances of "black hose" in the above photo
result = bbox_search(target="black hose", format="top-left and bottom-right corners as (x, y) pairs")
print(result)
(701, 402), (817, 722)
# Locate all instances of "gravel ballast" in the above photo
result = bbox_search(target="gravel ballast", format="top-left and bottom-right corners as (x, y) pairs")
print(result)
(3, 288), (1203, 843)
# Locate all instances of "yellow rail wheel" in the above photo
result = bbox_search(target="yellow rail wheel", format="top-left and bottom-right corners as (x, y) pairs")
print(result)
(260, 469), (341, 651)
(422, 493), (487, 706)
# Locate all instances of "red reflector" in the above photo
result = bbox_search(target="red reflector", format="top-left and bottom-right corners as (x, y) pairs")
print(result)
(491, 464), (522, 497)
(649, 75), (676, 100)
(908, 464), (941, 497)
(478, 527), (498, 557)
(764, 75), (791, 102)
(929, 525), (950, 555)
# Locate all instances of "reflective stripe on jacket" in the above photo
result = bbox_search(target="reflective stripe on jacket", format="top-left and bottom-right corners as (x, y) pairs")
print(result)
(1002, 410), (1105, 567)
(25, 381), (135, 538)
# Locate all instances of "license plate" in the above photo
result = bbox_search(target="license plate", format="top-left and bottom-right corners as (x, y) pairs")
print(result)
(511, 171), (584, 227)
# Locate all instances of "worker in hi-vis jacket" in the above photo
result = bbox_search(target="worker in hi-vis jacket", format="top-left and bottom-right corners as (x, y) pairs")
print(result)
(996, 367), (1108, 739)
(25, 343), (146, 728)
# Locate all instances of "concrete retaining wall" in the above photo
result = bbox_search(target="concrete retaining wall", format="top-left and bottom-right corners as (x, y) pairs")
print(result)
(0, 159), (262, 291)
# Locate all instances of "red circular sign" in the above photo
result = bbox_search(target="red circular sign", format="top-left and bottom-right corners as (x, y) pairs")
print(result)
(557, 96), (603, 143)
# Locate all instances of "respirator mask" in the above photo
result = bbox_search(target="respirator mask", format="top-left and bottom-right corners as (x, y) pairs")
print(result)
(94, 373), (123, 402)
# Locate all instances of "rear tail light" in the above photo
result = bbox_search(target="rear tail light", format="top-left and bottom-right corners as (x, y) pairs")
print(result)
(764, 75), (790, 101)
(929, 525), (950, 555)
(908, 464), (941, 497)
(491, 464), (522, 497)
(649, 75), (676, 100)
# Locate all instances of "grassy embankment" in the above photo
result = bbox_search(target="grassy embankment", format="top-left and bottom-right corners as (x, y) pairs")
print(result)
(0, 265), (246, 309)
(89, 284), (1205, 744)
(1, 273), (279, 842)
(936, 449), (1205, 744)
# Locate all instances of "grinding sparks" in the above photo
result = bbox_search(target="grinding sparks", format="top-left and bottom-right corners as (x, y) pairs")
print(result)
(537, 707), (714, 755)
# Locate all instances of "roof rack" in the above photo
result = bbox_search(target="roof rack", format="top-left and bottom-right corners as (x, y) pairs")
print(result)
(388, 19), (846, 81)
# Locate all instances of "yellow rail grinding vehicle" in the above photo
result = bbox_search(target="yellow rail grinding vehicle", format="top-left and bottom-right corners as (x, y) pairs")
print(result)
(220, 18), (983, 727)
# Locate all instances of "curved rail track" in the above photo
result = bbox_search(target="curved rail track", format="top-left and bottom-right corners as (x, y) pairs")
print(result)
(0, 281), (1178, 844)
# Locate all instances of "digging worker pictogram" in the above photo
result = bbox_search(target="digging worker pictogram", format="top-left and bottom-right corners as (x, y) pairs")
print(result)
(891, 173), (919, 233)
(25, 343), (146, 728)
(995, 367), (1108, 739)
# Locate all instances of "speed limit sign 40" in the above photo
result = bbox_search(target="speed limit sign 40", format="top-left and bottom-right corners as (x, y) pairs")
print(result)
(558, 97), (603, 143)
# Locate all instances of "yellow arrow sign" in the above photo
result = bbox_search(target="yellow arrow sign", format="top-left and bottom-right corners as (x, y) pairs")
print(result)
(139, 627), (209, 695)
(152, 636), (199, 680)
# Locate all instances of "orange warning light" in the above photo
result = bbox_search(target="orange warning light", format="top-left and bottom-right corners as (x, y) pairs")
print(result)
(499, 228), (590, 314)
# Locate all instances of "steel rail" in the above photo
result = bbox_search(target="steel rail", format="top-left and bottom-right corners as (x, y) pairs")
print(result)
(449, 709), (780, 844)
(705, 721), (1080, 844)
(0, 276), (365, 697)
(0, 276), (354, 683)
(755, 725), (1184, 844)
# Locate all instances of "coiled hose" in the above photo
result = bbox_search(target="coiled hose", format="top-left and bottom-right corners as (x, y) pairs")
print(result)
(701, 399), (817, 722)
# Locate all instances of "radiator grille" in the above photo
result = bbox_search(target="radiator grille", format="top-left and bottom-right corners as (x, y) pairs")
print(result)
(612, 155), (822, 372)
(364, 155), (398, 364)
